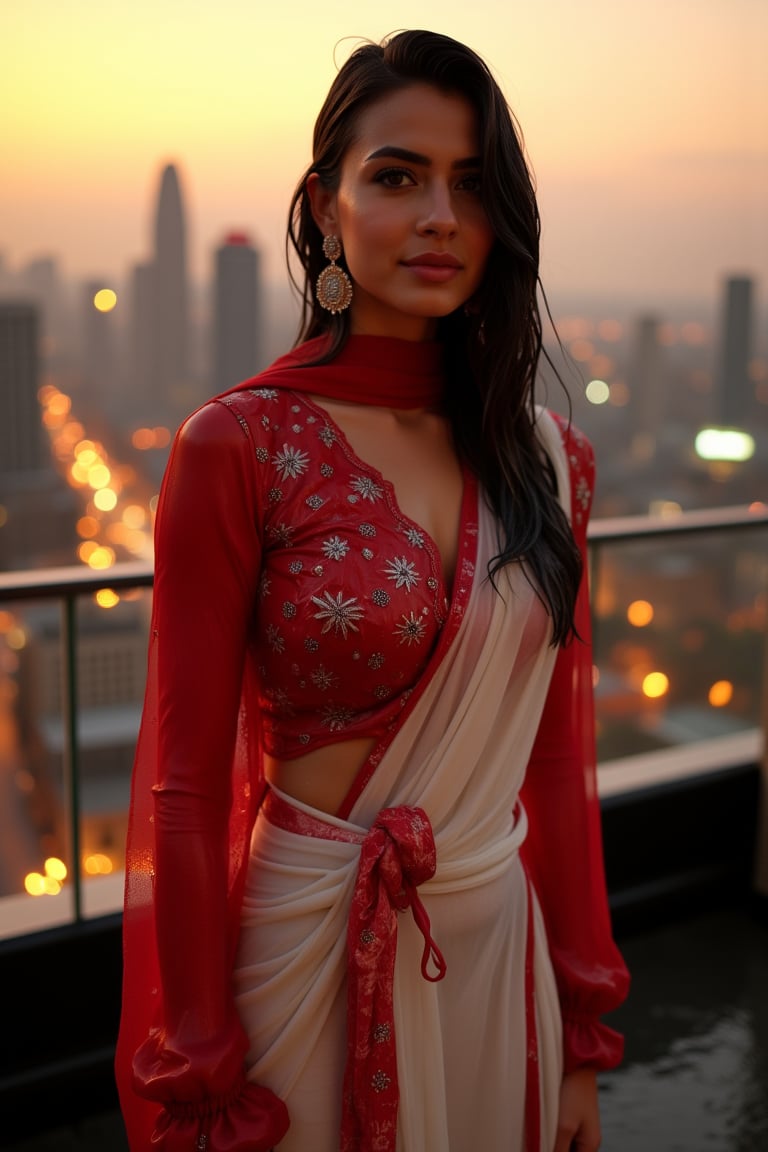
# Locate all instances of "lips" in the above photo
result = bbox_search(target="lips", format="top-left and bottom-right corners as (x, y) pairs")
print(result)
(402, 253), (463, 268)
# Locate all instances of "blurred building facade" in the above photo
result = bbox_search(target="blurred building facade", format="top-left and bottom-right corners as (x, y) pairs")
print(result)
(716, 274), (755, 429)
(213, 231), (262, 393)
(0, 303), (80, 571)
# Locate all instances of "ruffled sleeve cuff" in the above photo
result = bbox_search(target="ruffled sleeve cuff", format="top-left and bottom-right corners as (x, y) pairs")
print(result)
(132, 1025), (290, 1150)
(562, 1014), (625, 1075)
(556, 956), (630, 1074)
(152, 1078), (290, 1151)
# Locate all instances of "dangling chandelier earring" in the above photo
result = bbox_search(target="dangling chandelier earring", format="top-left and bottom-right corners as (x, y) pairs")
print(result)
(316, 235), (353, 314)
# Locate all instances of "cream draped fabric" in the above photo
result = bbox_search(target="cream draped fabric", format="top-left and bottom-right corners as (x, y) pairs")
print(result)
(233, 410), (570, 1152)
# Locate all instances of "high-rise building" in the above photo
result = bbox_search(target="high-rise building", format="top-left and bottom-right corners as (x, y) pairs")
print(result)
(0, 302), (79, 570)
(127, 260), (156, 424)
(213, 232), (261, 393)
(151, 163), (190, 423)
(628, 314), (665, 462)
(716, 274), (754, 428)
(0, 302), (44, 476)
(20, 258), (68, 367)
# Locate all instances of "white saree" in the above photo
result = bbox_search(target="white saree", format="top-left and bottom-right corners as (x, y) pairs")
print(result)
(233, 410), (570, 1152)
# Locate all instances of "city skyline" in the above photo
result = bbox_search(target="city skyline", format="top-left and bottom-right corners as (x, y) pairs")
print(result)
(2, 0), (767, 306)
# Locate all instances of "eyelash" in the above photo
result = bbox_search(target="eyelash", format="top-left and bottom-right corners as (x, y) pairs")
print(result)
(373, 167), (416, 188)
(373, 167), (482, 193)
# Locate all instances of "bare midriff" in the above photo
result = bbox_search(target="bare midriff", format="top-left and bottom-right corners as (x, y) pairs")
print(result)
(264, 740), (378, 815)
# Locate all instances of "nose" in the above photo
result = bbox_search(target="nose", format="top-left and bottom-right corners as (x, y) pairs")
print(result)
(417, 180), (458, 237)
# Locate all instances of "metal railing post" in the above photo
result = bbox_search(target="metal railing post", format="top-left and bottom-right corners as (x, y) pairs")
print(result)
(754, 596), (768, 896)
(61, 595), (82, 922)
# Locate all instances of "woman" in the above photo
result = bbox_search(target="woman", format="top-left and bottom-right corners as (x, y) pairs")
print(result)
(116, 29), (629, 1152)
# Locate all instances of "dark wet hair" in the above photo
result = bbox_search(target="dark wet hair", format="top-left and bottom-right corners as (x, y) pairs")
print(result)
(287, 29), (581, 644)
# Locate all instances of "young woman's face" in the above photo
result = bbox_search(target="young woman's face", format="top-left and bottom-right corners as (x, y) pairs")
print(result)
(311, 83), (496, 341)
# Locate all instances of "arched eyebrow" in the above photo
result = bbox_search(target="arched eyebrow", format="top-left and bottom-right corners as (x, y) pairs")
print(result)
(364, 146), (481, 170)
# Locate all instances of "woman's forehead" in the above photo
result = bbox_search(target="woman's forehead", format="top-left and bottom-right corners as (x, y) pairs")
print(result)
(347, 84), (480, 160)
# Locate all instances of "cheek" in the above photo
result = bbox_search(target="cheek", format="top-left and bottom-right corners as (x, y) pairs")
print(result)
(469, 226), (496, 281)
(338, 193), (407, 253)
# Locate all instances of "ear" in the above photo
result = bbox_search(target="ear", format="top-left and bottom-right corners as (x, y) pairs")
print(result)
(306, 173), (339, 236)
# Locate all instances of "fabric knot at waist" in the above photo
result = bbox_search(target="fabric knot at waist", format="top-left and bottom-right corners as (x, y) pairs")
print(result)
(262, 789), (446, 1152)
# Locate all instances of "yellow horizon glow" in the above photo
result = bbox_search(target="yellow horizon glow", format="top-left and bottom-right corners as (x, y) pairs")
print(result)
(2, 2), (766, 295)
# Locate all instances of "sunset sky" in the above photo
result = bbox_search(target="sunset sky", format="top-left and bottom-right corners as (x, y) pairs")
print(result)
(2, 0), (767, 308)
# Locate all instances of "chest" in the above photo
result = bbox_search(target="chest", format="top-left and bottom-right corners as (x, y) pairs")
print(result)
(309, 398), (464, 591)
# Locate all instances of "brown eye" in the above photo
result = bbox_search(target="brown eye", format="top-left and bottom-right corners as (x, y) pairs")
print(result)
(374, 167), (416, 188)
(457, 174), (482, 193)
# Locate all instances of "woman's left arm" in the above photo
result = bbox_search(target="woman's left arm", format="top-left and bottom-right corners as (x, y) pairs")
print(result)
(519, 420), (630, 1085)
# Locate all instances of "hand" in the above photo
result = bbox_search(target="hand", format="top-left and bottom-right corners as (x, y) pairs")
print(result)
(552, 1067), (601, 1152)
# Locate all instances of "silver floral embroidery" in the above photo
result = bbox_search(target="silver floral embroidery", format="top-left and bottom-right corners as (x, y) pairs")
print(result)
(273, 444), (310, 480)
(304, 638), (320, 652)
(322, 535), (350, 561)
(350, 474), (384, 502)
(371, 1070), (391, 1093)
(320, 462), (334, 477)
(268, 523), (295, 546)
(373, 1023), (391, 1043)
(320, 703), (355, 731)
(371, 589), (390, 606)
(403, 526), (425, 548)
(373, 685), (391, 699)
(258, 573), (271, 598)
(251, 387), (278, 399)
(282, 602), (297, 619)
(268, 487), (282, 503)
(311, 665), (338, 691)
(359, 523), (376, 537)
(575, 475), (591, 510)
(427, 577), (438, 590)
(362, 548), (374, 560)
(395, 612), (428, 646)
(360, 928), (376, 944)
(368, 653), (385, 670)
(306, 494), (324, 510)
(311, 590), (365, 638)
(255, 446), (269, 463)
(266, 624), (285, 653)
(267, 687), (294, 715)
(288, 560), (303, 574)
(384, 556), (420, 591)
(318, 425), (336, 447)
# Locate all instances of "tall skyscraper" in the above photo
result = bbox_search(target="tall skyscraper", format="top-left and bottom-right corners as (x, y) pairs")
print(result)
(151, 163), (190, 423)
(0, 302), (44, 476)
(127, 260), (156, 424)
(628, 314), (665, 461)
(0, 302), (80, 570)
(213, 232), (261, 393)
(716, 274), (754, 428)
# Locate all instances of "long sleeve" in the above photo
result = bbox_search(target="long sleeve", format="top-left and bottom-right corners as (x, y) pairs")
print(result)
(520, 423), (630, 1075)
(115, 401), (289, 1150)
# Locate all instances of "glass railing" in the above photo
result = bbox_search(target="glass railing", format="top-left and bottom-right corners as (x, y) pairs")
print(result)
(0, 506), (765, 941)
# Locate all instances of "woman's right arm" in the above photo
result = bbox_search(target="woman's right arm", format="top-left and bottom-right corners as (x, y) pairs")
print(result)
(130, 401), (289, 1150)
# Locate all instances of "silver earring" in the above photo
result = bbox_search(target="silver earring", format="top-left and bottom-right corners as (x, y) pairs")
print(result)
(316, 235), (353, 314)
